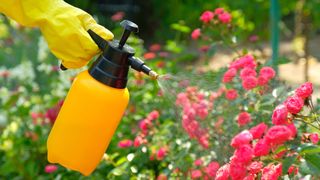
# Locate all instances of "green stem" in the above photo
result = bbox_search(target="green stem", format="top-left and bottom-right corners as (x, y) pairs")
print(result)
(295, 118), (320, 130)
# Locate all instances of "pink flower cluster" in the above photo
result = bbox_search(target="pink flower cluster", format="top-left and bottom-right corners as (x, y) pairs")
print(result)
(188, 159), (220, 179)
(191, 8), (232, 40)
(118, 110), (160, 148)
(223, 54), (276, 91)
(215, 120), (297, 179)
(176, 87), (214, 148)
(200, 8), (232, 24)
(272, 82), (313, 125)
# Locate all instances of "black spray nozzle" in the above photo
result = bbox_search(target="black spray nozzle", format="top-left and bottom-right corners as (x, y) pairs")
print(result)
(129, 56), (158, 79)
(88, 29), (108, 50)
(118, 20), (139, 49)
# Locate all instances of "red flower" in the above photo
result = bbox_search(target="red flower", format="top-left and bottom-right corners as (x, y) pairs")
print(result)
(265, 125), (292, 147)
(249, 35), (259, 42)
(111, 11), (125, 21)
(118, 139), (133, 148)
(249, 122), (268, 139)
(205, 161), (220, 177)
(143, 52), (156, 60)
(215, 164), (230, 180)
(253, 139), (270, 157)
(230, 55), (256, 70)
(284, 95), (304, 114)
(194, 159), (203, 166)
(156, 147), (167, 160)
(237, 112), (251, 126)
(288, 165), (299, 175)
(157, 174), (168, 180)
(310, 133), (319, 144)
(222, 68), (237, 83)
(233, 144), (254, 164)
(200, 11), (214, 23)
(45, 164), (58, 173)
(272, 104), (288, 125)
(225, 89), (238, 101)
(295, 82), (313, 99)
(240, 67), (257, 79)
(133, 136), (144, 147)
(218, 12), (232, 24)
(248, 161), (263, 174)
(148, 110), (160, 120)
(286, 123), (297, 138)
(229, 161), (247, 180)
(261, 163), (282, 180)
(149, 44), (161, 52)
(242, 76), (258, 90)
(243, 174), (255, 180)
(257, 75), (269, 86)
(214, 8), (224, 14)
(191, 28), (201, 40)
(45, 100), (64, 125)
(191, 169), (202, 179)
(231, 130), (253, 149)
(259, 67), (276, 80)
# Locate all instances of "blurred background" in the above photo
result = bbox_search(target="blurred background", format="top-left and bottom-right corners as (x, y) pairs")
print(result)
(1, 0), (320, 179)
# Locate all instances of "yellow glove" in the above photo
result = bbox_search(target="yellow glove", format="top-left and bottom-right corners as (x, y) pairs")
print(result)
(0, 0), (114, 68)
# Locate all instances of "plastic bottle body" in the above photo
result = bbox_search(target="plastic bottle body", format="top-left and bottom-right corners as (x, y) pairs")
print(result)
(47, 70), (129, 176)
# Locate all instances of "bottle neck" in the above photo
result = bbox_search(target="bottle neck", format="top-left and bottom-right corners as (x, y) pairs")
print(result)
(89, 41), (134, 89)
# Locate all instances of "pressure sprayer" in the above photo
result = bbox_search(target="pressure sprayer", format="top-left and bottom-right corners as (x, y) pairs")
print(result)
(47, 20), (158, 176)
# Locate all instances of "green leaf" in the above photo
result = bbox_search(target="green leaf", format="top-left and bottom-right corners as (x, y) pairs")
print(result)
(115, 157), (127, 166)
(277, 57), (291, 65)
(298, 144), (320, 155)
(282, 155), (297, 174)
(303, 154), (320, 175)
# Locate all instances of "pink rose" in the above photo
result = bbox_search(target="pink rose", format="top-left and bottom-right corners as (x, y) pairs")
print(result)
(249, 122), (268, 139)
(222, 68), (237, 83)
(259, 67), (276, 80)
(261, 163), (282, 180)
(272, 104), (288, 125)
(111, 11), (125, 21)
(295, 82), (313, 99)
(242, 76), (258, 90)
(225, 89), (238, 100)
(200, 11), (214, 23)
(194, 159), (203, 166)
(288, 165), (299, 175)
(143, 52), (156, 60)
(157, 174), (168, 180)
(191, 169), (202, 179)
(284, 95), (304, 114)
(257, 75), (269, 86)
(148, 110), (160, 120)
(149, 44), (161, 52)
(45, 164), (58, 173)
(265, 125), (292, 147)
(118, 139), (133, 148)
(218, 12), (232, 24)
(156, 147), (167, 160)
(240, 67), (257, 79)
(234, 144), (254, 164)
(310, 133), (319, 144)
(214, 8), (224, 14)
(191, 28), (201, 40)
(237, 112), (251, 126)
(248, 161), (263, 174)
(229, 161), (247, 180)
(286, 123), (297, 138)
(205, 161), (220, 177)
(133, 136), (144, 147)
(243, 174), (255, 180)
(231, 130), (253, 149)
(249, 35), (259, 42)
(254, 139), (270, 157)
(215, 164), (230, 180)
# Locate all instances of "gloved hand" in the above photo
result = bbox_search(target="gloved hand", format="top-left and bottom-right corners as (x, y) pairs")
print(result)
(0, 0), (113, 68)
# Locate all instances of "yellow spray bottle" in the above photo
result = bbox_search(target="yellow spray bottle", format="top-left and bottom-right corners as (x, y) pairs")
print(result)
(47, 20), (158, 176)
